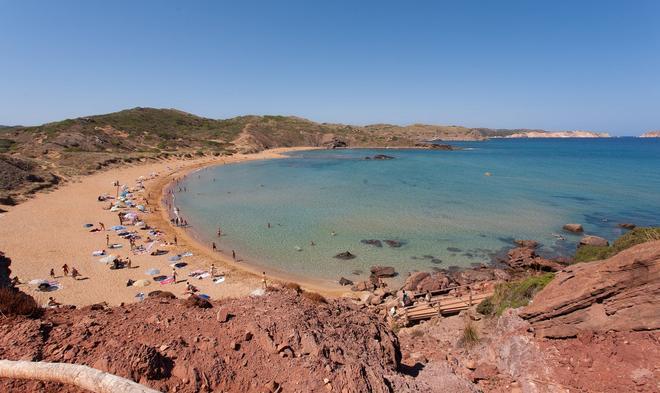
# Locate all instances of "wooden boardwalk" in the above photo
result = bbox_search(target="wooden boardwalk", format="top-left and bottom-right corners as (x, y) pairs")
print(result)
(404, 291), (493, 323)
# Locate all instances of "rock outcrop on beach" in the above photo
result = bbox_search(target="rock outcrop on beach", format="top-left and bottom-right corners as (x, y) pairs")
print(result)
(505, 245), (565, 272)
(521, 240), (660, 338)
(579, 235), (609, 247)
(0, 288), (407, 393)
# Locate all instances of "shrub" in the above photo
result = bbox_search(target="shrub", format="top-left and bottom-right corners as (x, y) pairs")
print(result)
(283, 282), (302, 293)
(476, 297), (494, 315)
(462, 320), (479, 348)
(489, 273), (554, 315)
(574, 227), (660, 263)
(302, 291), (327, 304)
(0, 288), (43, 317)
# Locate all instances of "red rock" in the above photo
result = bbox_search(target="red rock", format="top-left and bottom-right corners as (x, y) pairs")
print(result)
(563, 223), (584, 233)
(521, 240), (660, 338)
(578, 235), (609, 247)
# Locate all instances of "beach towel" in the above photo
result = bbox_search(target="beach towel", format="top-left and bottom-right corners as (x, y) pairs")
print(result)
(159, 277), (175, 285)
(168, 255), (181, 262)
(145, 268), (160, 275)
(111, 225), (126, 231)
(83, 223), (93, 228)
(180, 251), (193, 257)
(99, 254), (116, 264)
(170, 262), (187, 269)
(109, 243), (122, 249)
(213, 276), (226, 284)
(133, 279), (151, 287)
(153, 275), (167, 282)
(250, 288), (265, 297)
(135, 292), (145, 301)
(92, 250), (105, 256)
(198, 294), (210, 300)
(188, 269), (205, 277)
(198, 272), (211, 279)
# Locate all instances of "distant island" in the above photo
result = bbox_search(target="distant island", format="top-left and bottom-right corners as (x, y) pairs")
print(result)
(498, 130), (610, 138)
(640, 130), (660, 138)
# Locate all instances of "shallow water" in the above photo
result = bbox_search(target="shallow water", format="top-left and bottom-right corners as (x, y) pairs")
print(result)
(174, 138), (660, 284)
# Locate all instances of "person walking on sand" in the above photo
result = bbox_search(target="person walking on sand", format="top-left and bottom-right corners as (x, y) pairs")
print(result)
(127, 258), (132, 269)
(171, 269), (177, 284)
(71, 267), (80, 280)
(212, 242), (217, 251)
(262, 272), (267, 289)
(106, 234), (110, 246)
(50, 268), (55, 279)
(174, 236), (177, 245)
(210, 264), (216, 277)
(62, 264), (69, 277)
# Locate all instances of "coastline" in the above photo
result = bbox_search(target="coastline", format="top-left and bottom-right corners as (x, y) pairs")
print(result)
(0, 147), (350, 307)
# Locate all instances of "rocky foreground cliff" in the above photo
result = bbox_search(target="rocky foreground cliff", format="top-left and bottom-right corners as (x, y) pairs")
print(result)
(1, 239), (659, 392)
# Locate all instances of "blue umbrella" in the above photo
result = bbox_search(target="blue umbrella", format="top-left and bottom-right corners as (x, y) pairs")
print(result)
(111, 225), (126, 231)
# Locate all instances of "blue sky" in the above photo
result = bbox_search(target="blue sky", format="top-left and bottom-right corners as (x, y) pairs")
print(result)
(1, 1), (658, 135)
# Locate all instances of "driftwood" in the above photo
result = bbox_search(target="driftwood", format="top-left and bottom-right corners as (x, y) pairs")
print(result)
(0, 359), (160, 393)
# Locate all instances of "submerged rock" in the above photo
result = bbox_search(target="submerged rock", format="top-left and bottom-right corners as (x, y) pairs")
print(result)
(515, 239), (539, 249)
(618, 223), (636, 230)
(361, 239), (383, 247)
(334, 251), (356, 260)
(338, 277), (353, 286)
(370, 266), (397, 278)
(372, 154), (395, 160)
(384, 240), (403, 248)
(563, 223), (584, 233)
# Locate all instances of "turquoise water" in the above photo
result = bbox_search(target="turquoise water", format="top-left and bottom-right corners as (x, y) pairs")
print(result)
(174, 138), (660, 285)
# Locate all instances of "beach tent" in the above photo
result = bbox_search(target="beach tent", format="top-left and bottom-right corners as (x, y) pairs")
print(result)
(145, 268), (160, 276)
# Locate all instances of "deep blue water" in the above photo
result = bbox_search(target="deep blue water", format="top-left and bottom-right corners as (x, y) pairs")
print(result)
(174, 138), (660, 285)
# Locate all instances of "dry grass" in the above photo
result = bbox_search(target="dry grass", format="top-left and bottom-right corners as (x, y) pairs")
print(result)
(0, 288), (43, 318)
(461, 320), (479, 348)
(302, 291), (327, 304)
(283, 282), (302, 293)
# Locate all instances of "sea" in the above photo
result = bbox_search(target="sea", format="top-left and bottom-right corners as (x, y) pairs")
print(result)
(174, 138), (660, 285)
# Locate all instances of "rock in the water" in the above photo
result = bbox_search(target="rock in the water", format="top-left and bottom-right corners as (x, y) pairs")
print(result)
(618, 223), (636, 230)
(338, 277), (353, 286)
(372, 154), (395, 160)
(415, 143), (460, 151)
(334, 251), (356, 260)
(506, 247), (564, 272)
(521, 240), (660, 338)
(563, 223), (584, 233)
(579, 235), (609, 247)
(514, 239), (539, 249)
(370, 266), (397, 278)
(361, 239), (383, 247)
(384, 240), (403, 248)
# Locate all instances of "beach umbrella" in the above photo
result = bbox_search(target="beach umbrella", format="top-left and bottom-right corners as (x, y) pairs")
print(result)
(145, 268), (160, 276)
(83, 223), (93, 228)
(99, 254), (116, 264)
(133, 279), (151, 287)
(137, 205), (146, 212)
(168, 255), (181, 262)
(111, 225), (126, 231)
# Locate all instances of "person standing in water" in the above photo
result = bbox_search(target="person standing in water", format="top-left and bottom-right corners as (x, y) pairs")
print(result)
(232, 250), (236, 261)
(217, 227), (222, 237)
(212, 242), (217, 251)
(261, 272), (267, 289)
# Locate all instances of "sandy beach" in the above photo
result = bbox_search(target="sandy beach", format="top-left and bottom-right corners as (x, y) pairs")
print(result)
(0, 147), (348, 307)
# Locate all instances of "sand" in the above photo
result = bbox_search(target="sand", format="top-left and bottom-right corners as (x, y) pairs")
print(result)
(0, 147), (347, 307)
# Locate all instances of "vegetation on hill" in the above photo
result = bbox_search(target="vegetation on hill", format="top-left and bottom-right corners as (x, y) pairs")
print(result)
(477, 273), (554, 316)
(574, 227), (660, 263)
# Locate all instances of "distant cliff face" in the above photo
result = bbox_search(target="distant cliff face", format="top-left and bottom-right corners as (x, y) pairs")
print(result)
(501, 130), (610, 138)
(640, 130), (660, 138)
